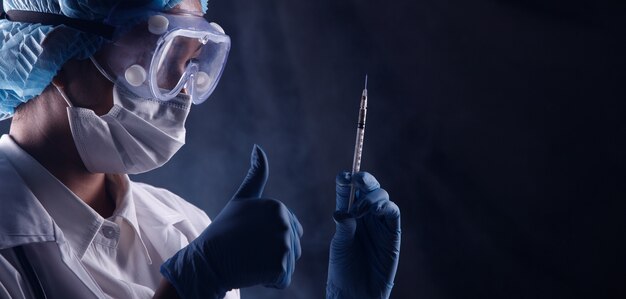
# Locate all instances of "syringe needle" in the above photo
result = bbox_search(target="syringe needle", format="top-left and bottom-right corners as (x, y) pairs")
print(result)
(364, 74), (368, 90)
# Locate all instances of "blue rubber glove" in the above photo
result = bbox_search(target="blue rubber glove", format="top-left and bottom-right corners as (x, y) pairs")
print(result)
(327, 171), (401, 299)
(161, 145), (303, 299)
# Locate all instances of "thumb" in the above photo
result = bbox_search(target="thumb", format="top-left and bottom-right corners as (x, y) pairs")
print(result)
(335, 171), (352, 212)
(232, 144), (269, 200)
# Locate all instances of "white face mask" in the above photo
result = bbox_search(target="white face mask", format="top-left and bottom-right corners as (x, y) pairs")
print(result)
(61, 83), (191, 174)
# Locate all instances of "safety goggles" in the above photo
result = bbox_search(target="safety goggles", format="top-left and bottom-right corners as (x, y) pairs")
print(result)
(95, 12), (231, 104)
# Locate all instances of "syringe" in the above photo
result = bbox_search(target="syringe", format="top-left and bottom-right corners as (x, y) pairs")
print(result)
(348, 75), (368, 211)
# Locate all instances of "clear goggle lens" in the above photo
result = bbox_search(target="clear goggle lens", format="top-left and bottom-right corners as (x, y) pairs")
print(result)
(151, 32), (228, 104)
(101, 13), (231, 104)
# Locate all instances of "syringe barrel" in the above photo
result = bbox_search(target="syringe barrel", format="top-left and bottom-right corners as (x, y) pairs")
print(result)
(349, 106), (366, 209)
(352, 127), (365, 173)
(348, 84), (368, 211)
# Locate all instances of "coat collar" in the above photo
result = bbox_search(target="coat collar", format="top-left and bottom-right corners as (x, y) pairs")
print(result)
(0, 134), (188, 260)
(0, 134), (105, 258)
(0, 151), (56, 249)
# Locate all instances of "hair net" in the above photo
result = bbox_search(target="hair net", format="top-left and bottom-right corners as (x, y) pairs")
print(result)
(0, 0), (209, 119)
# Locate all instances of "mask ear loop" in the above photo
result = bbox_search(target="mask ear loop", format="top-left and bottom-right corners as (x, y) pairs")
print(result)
(54, 84), (74, 108)
(89, 56), (116, 83)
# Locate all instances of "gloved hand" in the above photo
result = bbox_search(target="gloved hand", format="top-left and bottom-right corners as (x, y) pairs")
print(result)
(327, 171), (401, 299)
(161, 145), (303, 299)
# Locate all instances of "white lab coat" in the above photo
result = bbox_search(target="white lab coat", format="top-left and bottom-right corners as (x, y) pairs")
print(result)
(0, 139), (239, 299)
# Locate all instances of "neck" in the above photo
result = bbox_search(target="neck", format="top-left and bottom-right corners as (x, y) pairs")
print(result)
(9, 86), (115, 218)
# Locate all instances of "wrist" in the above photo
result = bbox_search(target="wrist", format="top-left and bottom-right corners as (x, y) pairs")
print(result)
(153, 278), (181, 299)
(160, 245), (227, 299)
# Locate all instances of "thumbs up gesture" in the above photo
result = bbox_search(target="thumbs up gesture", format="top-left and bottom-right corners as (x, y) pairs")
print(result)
(161, 145), (303, 299)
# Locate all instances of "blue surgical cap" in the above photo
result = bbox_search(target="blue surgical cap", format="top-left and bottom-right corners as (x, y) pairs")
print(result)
(0, 0), (209, 119)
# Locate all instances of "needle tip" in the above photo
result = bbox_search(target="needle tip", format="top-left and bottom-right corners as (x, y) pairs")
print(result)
(364, 74), (368, 90)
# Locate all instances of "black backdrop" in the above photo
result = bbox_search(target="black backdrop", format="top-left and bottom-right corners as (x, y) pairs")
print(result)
(2, 0), (625, 298)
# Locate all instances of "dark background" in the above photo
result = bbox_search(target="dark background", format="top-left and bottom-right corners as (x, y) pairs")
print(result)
(3, 0), (626, 298)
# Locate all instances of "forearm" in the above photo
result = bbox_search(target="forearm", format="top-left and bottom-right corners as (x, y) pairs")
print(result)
(153, 278), (181, 299)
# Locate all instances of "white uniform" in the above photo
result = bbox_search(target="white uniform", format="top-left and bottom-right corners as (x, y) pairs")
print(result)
(0, 135), (239, 299)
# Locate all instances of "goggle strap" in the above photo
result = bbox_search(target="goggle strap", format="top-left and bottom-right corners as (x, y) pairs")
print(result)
(89, 57), (116, 83)
(4, 10), (115, 40)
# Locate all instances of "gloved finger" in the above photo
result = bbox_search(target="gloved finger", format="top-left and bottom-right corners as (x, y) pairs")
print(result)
(266, 204), (302, 289)
(267, 249), (294, 289)
(285, 206), (304, 260)
(285, 208), (302, 288)
(332, 210), (357, 241)
(265, 254), (296, 289)
(232, 144), (269, 200)
(288, 208), (303, 259)
(264, 262), (291, 290)
(266, 234), (298, 289)
(335, 171), (352, 212)
(278, 206), (303, 258)
(353, 171), (381, 193)
(284, 218), (302, 287)
(354, 188), (390, 219)
(351, 172), (386, 218)
(289, 208), (304, 240)
(372, 200), (402, 234)
(329, 211), (357, 264)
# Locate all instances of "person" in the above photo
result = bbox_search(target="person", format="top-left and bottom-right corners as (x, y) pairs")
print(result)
(0, 0), (401, 298)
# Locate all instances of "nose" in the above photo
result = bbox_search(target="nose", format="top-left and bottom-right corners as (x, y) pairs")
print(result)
(156, 39), (202, 89)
